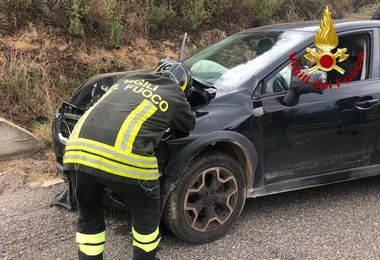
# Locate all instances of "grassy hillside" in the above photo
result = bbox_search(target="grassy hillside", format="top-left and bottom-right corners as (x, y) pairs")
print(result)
(0, 0), (378, 143)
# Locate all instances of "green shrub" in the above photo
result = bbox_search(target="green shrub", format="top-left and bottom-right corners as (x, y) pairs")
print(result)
(103, 0), (123, 47)
(81, 0), (124, 47)
(182, 0), (208, 30)
(204, 0), (230, 22)
(241, 0), (283, 26)
(145, 0), (176, 32)
(68, 0), (88, 38)
(109, 1), (124, 48)
(107, 18), (123, 48)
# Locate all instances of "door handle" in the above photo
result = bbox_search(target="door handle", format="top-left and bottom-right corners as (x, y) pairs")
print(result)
(355, 98), (379, 110)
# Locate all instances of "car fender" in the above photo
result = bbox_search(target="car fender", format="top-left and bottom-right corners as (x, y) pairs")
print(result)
(161, 130), (259, 212)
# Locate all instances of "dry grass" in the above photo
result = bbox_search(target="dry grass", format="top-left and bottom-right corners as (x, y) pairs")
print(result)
(1, 49), (54, 122)
(0, 23), (177, 135)
(0, 0), (377, 137)
(33, 121), (53, 147)
(0, 29), (70, 127)
(346, 3), (379, 19)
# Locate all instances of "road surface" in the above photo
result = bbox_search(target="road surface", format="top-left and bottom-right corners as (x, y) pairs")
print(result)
(1, 168), (380, 259)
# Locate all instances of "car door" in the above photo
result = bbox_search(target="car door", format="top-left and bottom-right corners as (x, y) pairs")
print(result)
(258, 30), (380, 181)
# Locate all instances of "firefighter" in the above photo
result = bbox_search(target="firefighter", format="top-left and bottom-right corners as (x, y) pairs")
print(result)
(63, 61), (196, 260)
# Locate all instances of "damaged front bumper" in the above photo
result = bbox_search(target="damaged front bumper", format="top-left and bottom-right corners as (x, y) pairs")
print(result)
(51, 105), (130, 211)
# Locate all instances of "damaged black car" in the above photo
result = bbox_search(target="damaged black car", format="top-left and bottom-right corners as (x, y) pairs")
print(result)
(53, 19), (380, 244)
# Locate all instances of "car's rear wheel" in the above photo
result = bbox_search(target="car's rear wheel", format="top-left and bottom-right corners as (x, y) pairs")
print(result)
(163, 151), (246, 243)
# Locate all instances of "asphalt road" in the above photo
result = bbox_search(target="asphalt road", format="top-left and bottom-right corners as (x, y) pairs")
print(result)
(1, 170), (380, 260)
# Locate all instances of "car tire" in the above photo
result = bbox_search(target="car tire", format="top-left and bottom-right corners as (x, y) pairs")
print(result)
(163, 151), (246, 244)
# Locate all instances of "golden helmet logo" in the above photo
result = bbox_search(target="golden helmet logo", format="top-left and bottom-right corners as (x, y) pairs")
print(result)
(304, 6), (349, 74)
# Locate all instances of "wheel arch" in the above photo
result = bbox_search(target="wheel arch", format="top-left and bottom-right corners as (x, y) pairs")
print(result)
(201, 141), (255, 193)
(161, 131), (259, 212)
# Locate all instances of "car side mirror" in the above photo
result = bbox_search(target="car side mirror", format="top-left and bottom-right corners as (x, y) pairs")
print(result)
(283, 88), (300, 106)
(282, 78), (323, 106)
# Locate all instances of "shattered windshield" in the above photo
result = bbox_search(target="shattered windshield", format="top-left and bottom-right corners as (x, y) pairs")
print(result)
(184, 31), (310, 91)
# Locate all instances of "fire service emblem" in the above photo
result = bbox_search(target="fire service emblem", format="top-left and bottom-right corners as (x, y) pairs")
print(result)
(289, 6), (364, 90)
(304, 7), (349, 74)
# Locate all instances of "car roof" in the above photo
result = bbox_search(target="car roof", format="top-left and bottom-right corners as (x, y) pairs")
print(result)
(242, 20), (380, 33)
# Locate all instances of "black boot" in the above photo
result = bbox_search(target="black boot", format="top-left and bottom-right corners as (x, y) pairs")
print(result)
(132, 247), (158, 260)
(78, 250), (103, 260)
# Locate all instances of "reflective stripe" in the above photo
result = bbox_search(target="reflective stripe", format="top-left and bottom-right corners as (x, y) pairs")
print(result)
(64, 151), (157, 173)
(114, 99), (150, 149)
(64, 153), (159, 180)
(70, 110), (91, 139)
(180, 77), (188, 91)
(132, 237), (161, 252)
(124, 102), (157, 152)
(79, 244), (104, 256)
(76, 231), (105, 244)
(132, 227), (159, 243)
(70, 86), (116, 138)
(67, 138), (157, 163)
(65, 142), (158, 168)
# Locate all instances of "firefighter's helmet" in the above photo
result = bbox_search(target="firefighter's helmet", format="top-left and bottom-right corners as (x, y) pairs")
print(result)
(155, 61), (192, 95)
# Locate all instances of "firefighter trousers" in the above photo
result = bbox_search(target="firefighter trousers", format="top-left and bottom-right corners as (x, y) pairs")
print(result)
(68, 170), (161, 260)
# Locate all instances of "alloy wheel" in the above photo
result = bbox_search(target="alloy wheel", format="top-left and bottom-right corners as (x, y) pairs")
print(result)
(183, 167), (239, 232)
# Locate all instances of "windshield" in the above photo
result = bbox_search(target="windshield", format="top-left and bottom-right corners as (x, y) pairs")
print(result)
(184, 31), (310, 91)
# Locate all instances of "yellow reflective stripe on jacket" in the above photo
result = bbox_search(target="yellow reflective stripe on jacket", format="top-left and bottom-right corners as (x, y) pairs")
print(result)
(71, 85), (117, 139)
(64, 150), (157, 173)
(125, 102), (157, 153)
(132, 237), (161, 252)
(64, 151), (158, 174)
(64, 152), (159, 180)
(79, 244), (104, 256)
(76, 231), (106, 244)
(67, 137), (157, 163)
(132, 227), (159, 243)
(65, 141), (158, 168)
(64, 157), (159, 180)
(114, 99), (150, 149)
(70, 110), (90, 139)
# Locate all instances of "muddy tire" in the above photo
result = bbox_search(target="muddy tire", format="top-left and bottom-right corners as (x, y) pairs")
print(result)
(163, 151), (246, 244)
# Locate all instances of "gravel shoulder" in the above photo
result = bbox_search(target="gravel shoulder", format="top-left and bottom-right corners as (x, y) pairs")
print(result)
(1, 156), (380, 260)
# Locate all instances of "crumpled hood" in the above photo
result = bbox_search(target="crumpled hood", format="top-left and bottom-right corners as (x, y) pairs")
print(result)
(190, 81), (255, 136)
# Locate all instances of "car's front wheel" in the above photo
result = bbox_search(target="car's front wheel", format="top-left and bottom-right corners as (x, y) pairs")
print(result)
(163, 151), (246, 243)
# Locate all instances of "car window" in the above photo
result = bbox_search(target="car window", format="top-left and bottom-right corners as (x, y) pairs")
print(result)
(264, 32), (371, 95)
(183, 30), (311, 92)
(265, 64), (328, 94)
(265, 65), (292, 94)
